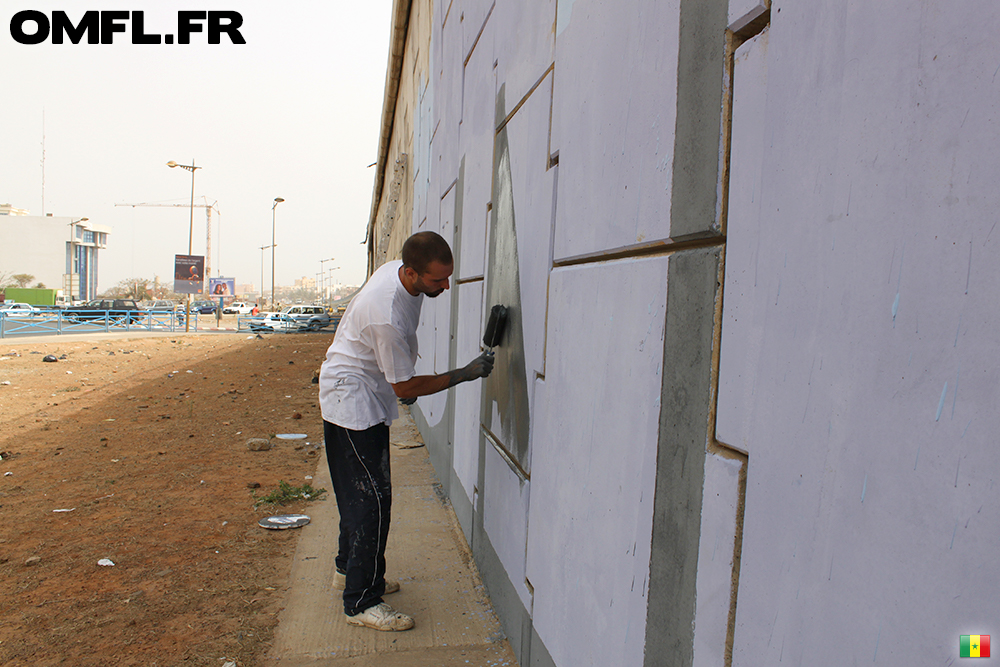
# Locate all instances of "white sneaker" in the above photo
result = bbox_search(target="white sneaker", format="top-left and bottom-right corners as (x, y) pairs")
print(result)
(332, 570), (400, 594)
(346, 602), (414, 631)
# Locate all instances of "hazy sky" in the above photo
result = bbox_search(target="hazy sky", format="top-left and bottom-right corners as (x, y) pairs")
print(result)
(0, 0), (393, 293)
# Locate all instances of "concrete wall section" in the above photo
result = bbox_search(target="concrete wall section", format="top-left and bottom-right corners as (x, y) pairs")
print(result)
(720, 3), (1000, 664)
(550, 0), (682, 260)
(644, 247), (722, 667)
(526, 257), (667, 667)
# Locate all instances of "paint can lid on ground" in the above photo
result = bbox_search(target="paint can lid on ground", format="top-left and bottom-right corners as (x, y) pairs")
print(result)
(258, 514), (311, 530)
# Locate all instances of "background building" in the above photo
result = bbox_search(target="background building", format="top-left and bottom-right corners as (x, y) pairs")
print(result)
(367, 1), (1000, 665)
(0, 211), (109, 302)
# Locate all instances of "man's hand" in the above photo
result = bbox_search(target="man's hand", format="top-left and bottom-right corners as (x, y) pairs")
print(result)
(463, 351), (495, 380)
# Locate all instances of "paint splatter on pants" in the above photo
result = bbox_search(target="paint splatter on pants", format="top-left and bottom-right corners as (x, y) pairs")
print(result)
(324, 420), (392, 616)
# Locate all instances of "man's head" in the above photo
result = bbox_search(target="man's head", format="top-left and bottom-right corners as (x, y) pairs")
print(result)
(401, 232), (453, 298)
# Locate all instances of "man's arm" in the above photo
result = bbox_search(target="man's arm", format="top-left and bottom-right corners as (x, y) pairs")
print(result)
(391, 352), (494, 400)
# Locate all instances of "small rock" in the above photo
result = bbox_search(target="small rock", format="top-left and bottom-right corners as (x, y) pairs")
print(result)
(98, 558), (115, 567)
(247, 482), (261, 489)
(246, 438), (272, 452)
(292, 412), (302, 420)
(42, 355), (58, 363)
(25, 556), (41, 566)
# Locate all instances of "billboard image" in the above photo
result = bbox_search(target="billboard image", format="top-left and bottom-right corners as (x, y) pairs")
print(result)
(209, 277), (235, 296)
(174, 255), (205, 295)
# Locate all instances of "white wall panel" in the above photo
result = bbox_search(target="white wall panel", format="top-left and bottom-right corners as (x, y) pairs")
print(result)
(482, 444), (532, 609)
(435, 7), (464, 196)
(726, 3), (1000, 664)
(692, 454), (743, 667)
(728, 0), (767, 32)
(716, 30), (769, 453)
(525, 256), (667, 667)
(492, 0), (555, 116)
(551, 0), (682, 261)
(458, 17), (495, 280)
(453, 280), (484, 501)
(457, 0), (493, 61)
(501, 76), (555, 386)
(413, 70), (433, 230)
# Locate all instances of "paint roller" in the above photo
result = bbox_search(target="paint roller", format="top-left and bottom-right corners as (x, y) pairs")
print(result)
(483, 305), (508, 354)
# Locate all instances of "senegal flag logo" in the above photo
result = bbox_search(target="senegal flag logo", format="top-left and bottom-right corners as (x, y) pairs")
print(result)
(960, 635), (991, 658)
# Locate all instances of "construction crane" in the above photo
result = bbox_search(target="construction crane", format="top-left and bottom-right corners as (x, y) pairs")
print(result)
(115, 199), (221, 289)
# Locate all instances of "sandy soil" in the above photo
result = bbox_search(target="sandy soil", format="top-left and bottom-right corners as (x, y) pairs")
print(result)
(0, 332), (334, 666)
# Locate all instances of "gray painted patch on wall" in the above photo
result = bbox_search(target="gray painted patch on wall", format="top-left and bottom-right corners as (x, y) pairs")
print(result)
(483, 84), (531, 470)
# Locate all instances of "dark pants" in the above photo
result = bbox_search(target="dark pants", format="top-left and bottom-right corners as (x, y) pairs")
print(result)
(324, 420), (392, 616)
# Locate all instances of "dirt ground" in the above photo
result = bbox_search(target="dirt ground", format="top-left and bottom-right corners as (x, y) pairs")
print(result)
(0, 332), (335, 666)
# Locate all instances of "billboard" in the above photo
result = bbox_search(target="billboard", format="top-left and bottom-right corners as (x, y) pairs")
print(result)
(208, 277), (235, 296)
(173, 255), (205, 294)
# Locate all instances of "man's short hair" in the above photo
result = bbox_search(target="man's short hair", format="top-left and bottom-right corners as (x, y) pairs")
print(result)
(401, 231), (453, 275)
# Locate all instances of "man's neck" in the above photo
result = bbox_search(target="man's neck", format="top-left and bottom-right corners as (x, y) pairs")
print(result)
(398, 264), (419, 296)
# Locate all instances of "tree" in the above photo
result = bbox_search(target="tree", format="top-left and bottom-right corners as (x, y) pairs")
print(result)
(12, 273), (35, 288)
(105, 278), (152, 301)
(33, 282), (46, 289)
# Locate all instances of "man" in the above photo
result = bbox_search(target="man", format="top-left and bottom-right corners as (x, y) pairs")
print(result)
(318, 231), (494, 632)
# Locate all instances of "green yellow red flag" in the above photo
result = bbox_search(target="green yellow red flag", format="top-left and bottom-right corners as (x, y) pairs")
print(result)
(960, 634), (991, 658)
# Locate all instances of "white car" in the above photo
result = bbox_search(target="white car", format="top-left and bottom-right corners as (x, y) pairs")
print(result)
(223, 301), (254, 315)
(248, 312), (299, 333)
(0, 302), (40, 317)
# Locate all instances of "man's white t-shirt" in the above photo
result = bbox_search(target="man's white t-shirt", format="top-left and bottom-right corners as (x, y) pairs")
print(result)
(319, 260), (423, 430)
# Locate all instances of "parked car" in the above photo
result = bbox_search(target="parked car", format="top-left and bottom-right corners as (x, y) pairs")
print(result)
(146, 300), (184, 322)
(280, 305), (332, 331)
(248, 312), (300, 333)
(192, 300), (218, 314)
(223, 301), (254, 315)
(0, 302), (41, 317)
(64, 299), (144, 323)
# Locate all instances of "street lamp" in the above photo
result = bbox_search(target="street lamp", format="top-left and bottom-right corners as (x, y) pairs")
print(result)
(326, 266), (340, 303)
(260, 244), (274, 310)
(319, 257), (335, 306)
(167, 160), (202, 332)
(271, 197), (284, 310)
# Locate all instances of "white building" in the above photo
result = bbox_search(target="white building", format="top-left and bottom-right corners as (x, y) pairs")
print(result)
(366, 1), (1000, 665)
(0, 212), (110, 302)
(0, 203), (30, 216)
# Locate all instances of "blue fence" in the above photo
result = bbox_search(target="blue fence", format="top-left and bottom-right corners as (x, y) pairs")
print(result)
(0, 309), (342, 338)
(0, 309), (193, 338)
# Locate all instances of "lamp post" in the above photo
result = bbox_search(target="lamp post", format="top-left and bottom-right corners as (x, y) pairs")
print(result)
(271, 197), (285, 310)
(319, 257), (335, 306)
(326, 266), (340, 303)
(66, 217), (88, 302)
(260, 244), (274, 310)
(167, 160), (202, 332)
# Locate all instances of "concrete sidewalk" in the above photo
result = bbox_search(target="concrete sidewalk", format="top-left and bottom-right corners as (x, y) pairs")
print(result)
(266, 408), (519, 667)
